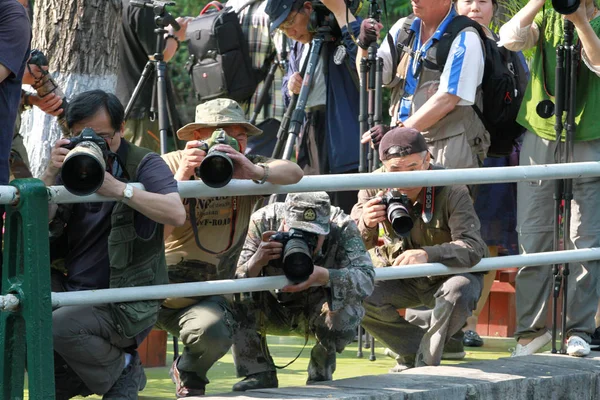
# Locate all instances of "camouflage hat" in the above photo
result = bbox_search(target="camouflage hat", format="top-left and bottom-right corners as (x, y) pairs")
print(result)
(177, 98), (263, 141)
(284, 192), (331, 235)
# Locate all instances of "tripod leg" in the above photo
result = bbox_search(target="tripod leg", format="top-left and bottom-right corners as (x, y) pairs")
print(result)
(357, 326), (364, 358)
(124, 62), (156, 121)
(155, 61), (170, 155)
(369, 335), (376, 361)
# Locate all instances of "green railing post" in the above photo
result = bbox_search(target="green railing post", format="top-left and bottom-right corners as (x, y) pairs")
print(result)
(0, 178), (55, 400)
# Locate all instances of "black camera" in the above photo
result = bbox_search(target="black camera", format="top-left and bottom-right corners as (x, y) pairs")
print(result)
(552, 0), (579, 15)
(308, 0), (362, 36)
(195, 129), (239, 188)
(270, 229), (318, 283)
(60, 128), (110, 196)
(381, 191), (413, 237)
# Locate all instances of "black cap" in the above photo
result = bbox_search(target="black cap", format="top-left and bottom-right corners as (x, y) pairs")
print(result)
(378, 127), (429, 161)
(265, 0), (295, 31)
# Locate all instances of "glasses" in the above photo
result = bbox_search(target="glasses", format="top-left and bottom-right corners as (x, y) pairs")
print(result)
(279, 10), (302, 31)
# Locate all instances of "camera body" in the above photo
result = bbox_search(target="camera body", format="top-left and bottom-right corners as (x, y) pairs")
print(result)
(270, 228), (318, 283)
(60, 128), (111, 196)
(195, 129), (240, 188)
(308, 0), (362, 35)
(381, 191), (414, 237)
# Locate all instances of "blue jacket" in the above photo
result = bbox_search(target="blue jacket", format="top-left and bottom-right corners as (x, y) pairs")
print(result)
(282, 20), (361, 174)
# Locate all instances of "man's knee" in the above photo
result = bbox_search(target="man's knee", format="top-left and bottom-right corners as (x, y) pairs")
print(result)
(438, 275), (481, 310)
(180, 316), (233, 355)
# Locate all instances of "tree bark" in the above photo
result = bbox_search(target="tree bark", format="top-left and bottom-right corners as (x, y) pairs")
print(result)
(20, 0), (122, 178)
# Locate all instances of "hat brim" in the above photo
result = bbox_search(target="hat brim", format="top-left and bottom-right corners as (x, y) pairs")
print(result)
(177, 121), (263, 141)
(288, 222), (330, 236)
(269, 6), (292, 32)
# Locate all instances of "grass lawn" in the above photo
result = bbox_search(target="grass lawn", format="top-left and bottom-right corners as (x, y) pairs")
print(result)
(23, 334), (536, 399)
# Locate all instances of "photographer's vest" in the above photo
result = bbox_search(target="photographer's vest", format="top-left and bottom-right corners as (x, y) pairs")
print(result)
(108, 143), (169, 338)
(390, 18), (488, 157)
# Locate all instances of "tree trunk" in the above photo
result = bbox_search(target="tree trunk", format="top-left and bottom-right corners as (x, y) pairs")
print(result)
(20, 0), (122, 178)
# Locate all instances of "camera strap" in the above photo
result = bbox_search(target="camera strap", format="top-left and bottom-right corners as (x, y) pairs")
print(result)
(421, 186), (435, 224)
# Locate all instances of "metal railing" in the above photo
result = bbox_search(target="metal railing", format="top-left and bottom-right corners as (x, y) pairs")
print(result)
(2, 161), (600, 399)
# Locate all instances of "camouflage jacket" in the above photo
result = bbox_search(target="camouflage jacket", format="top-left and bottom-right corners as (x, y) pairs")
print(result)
(351, 168), (488, 269)
(236, 203), (375, 312)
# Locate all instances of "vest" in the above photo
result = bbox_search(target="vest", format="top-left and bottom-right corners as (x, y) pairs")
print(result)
(108, 142), (169, 338)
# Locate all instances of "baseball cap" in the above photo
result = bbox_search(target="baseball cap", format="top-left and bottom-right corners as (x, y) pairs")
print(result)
(265, 0), (295, 31)
(176, 98), (262, 141)
(378, 127), (429, 161)
(284, 192), (331, 235)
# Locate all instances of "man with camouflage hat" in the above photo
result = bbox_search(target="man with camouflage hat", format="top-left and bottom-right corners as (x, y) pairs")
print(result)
(157, 98), (303, 398)
(351, 127), (487, 371)
(231, 192), (375, 391)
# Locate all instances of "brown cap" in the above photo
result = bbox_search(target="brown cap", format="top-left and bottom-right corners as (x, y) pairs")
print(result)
(378, 127), (429, 161)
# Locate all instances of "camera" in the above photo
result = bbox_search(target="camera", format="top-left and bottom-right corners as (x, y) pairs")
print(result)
(28, 49), (69, 133)
(308, 0), (362, 36)
(195, 129), (240, 188)
(270, 228), (318, 283)
(381, 191), (414, 237)
(552, 0), (579, 15)
(60, 128), (110, 196)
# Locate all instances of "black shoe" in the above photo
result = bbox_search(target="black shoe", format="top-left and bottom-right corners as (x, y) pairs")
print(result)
(232, 371), (278, 392)
(463, 330), (484, 347)
(591, 327), (600, 347)
(102, 352), (146, 399)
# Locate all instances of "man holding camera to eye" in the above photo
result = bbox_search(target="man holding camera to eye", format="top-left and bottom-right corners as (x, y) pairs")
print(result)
(267, 0), (362, 213)
(230, 191), (374, 391)
(40, 89), (186, 399)
(157, 98), (302, 398)
(351, 127), (487, 371)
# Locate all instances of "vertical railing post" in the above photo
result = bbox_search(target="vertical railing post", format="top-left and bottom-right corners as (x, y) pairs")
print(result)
(0, 179), (55, 400)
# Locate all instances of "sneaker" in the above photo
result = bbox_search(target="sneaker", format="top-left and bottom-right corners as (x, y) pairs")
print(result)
(442, 332), (466, 360)
(169, 358), (205, 398)
(463, 330), (484, 347)
(103, 352), (146, 399)
(567, 335), (591, 357)
(388, 362), (413, 373)
(232, 371), (278, 392)
(511, 332), (552, 357)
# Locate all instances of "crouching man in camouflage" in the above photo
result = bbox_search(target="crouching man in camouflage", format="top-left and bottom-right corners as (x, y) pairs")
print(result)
(231, 192), (375, 391)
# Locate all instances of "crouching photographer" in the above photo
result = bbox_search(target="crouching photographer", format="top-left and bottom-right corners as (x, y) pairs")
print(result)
(231, 192), (374, 391)
(350, 127), (488, 371)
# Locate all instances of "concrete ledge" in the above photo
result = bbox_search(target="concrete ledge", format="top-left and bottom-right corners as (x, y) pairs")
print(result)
(195, 354), (600, 400)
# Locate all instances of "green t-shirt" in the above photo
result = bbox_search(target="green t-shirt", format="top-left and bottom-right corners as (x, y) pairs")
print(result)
(518, 8), (600, 141)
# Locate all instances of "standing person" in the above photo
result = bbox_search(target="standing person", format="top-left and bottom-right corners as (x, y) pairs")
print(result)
(158, 98), (303, 398)
(358, 0), (489, 169)
(231, 192), (374, 391)
(0, 0), (32, 294)
(270, 0), (362, 214)
(499, 0), (600, 357)
(42, 90), (186, 399)
(116, 0), (189, 152)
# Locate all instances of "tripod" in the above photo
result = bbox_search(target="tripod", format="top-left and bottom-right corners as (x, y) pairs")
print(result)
(550, 19), (578, 355)
(125, 0), (180, 155)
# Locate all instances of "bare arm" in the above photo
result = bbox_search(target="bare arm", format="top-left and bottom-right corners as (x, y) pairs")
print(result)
(403, 92), (461, 132)
(498, 0), (545, 51)
(567, 3), (600, 67)
(263, 159), (303, 185)
(0, 63), (10, 84)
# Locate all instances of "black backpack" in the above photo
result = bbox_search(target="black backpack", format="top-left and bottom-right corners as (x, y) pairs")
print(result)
(186, 1), (274, 104)
(394, 15), (528, 157)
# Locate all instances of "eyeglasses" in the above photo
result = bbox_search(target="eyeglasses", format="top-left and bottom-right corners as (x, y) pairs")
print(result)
(279, 10), (302, 31)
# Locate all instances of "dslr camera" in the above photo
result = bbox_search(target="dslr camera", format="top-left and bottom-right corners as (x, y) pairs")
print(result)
(60, 128), (110, 196)
(195, 129), (239, 188)
(381, 191), (414, 237)
(308, 0), (362, 36)
(270, 228), (319, 283)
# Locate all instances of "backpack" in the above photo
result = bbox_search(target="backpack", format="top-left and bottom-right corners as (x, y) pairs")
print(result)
(394, 15), (528, 157)
(186, 0), (274, 104)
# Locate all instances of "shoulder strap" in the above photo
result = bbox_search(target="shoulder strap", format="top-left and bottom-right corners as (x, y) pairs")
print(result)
(434, 15), (484, 71)
(389, 15), (416, 76)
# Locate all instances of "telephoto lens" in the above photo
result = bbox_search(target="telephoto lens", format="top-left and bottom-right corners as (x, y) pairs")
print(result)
(382, 191), (414, 237)
(552, 0), (580, 14)
(197, 148), (234, 188)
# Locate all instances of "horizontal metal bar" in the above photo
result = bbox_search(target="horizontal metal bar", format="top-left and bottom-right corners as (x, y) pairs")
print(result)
(44, 248), (600, 308)
(1, 162), (599, 205)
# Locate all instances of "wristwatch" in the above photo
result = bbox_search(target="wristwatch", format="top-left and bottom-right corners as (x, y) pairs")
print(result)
(123, 184), (134, 201)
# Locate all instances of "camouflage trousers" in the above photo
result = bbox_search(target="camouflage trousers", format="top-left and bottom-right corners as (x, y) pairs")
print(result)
(155, 295), (235, 388)
(362, 273), (482, 367)
(231, 288), (363, 382)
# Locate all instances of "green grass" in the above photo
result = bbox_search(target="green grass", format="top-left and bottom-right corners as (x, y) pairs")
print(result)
(22, 334), (529, 399)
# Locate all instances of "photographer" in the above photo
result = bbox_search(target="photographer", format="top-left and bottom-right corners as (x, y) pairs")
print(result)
(231, 192), (374, 391)
(41, 89), (186, 399)
(268, 0), (362, 213)
(358, 0), (488, 169)
(116, 0), (190, 152)
(351, 127), (487, 370)
(498, 0), (600, 357)
(158, 98), (302, 397)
